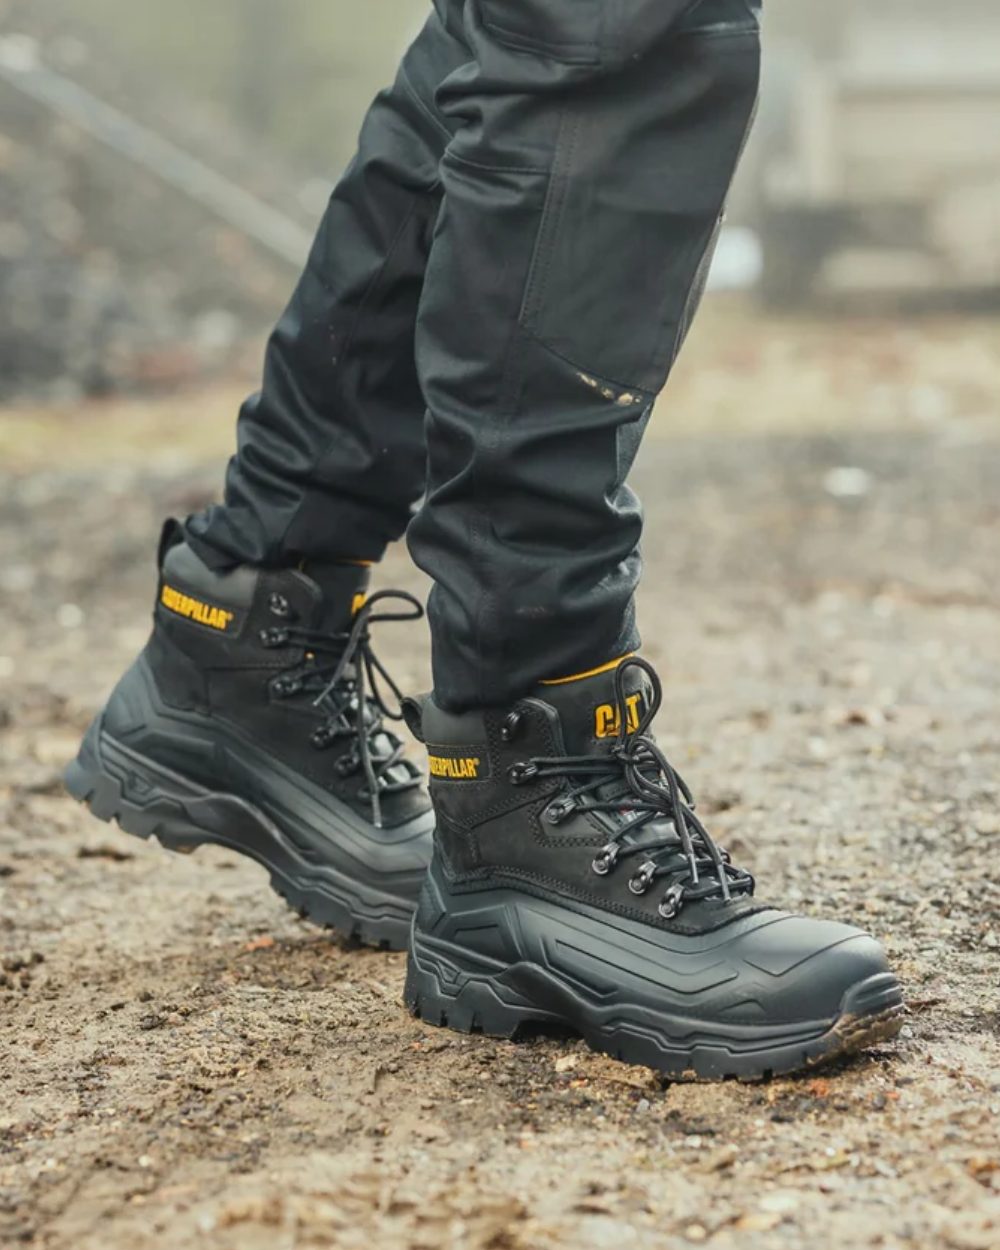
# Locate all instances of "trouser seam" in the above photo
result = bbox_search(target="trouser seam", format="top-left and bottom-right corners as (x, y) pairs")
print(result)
(441, 150), (549, 177)
(398, 63), (454, 152)
(493, 107), (580, 421)
(518, 108), (580, 355)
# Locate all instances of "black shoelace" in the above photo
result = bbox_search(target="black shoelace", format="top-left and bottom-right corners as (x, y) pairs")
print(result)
(260, 590), (424, 829)
(510, 656), (754, 921)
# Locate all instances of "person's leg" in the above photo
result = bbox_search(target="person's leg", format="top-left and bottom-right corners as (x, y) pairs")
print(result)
(410, 0), (761, 710)
(185, 8), (466, 570)
(403, 0), (902, 1078)
(65, 11), (473, 946)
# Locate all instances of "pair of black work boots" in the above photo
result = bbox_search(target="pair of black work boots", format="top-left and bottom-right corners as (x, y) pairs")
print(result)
(66, 527), (903, 1080)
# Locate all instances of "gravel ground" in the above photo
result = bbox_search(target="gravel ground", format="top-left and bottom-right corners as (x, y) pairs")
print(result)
(1, 309), (999, 1249)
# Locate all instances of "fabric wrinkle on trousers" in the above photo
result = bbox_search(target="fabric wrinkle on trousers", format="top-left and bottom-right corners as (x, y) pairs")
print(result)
(186, 0), (762, 711)
(187, 10), (464, 569)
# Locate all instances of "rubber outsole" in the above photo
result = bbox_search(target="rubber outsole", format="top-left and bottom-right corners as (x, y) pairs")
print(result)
(64, 726), (416, 950)
(404, 931), (905, 1081)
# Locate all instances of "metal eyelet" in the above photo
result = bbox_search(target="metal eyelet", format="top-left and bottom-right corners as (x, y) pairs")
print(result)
(500, 711), (523, 743)
(591, 844), (619, 876)
(544, 799), (574, 825)
(658, 883), (685, 920)
(268, 593), (291, 618)
(271, 676), (301, 698)
(335, 753), (360, 776)
(259, 627), (289, 648)
(629, 861), (657, 896)
(507, 762), (538, 786)
(310, 726), (334, 749)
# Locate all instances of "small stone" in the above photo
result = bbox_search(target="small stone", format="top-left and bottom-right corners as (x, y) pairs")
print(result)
(759, 1191), (799, 1214)
(823, 466), (873, 498)
(735, 1212), (782, 1233)
(56, 603), (84, 629)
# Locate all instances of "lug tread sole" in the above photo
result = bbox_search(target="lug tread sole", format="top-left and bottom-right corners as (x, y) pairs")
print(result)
(64, 745), (411, 951)
(404, 943), (905, 1081)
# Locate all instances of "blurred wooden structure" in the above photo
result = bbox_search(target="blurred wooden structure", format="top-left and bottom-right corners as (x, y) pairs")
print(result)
(750, 0), (1000, 303)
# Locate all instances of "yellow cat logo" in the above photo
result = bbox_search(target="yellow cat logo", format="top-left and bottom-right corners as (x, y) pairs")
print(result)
(160, 585), (235, 632)
(594, 692), (643, 739)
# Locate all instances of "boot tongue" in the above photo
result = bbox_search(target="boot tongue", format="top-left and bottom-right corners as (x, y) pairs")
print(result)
(301, 561), (372, 636)
(300, 562), (413, 789)
(534, 659), (654, 757)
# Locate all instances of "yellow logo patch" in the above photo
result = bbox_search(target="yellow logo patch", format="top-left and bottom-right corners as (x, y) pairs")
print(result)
(160, 584), (235, 632)
(351, 592), (368, 617)
(594, 692), (643, 740)
(428, 755), (482, 781)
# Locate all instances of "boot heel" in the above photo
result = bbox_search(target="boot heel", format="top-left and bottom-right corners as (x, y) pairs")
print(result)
(64, 719), (210, 853)
(404, 927), (558, 1039)
(67, 719), (417, 948)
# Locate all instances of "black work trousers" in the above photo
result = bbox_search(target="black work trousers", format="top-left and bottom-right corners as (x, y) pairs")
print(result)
(186, 0), (761, 711)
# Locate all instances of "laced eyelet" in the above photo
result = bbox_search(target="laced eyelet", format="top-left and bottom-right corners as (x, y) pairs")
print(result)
(591, 844), (619, 876)
(544, 798), (574, 825)
(271, 676), (301, 698)
(268, 593), (291, 618)
(335, 753), (360, 776)
(657, 883), (686, 920)
(310, 726), (334, 749)
(507, 762), (538, 786)
(629, 861), (657, 896)
(259, 627), (289, 648)
(500, 711), (523, 743)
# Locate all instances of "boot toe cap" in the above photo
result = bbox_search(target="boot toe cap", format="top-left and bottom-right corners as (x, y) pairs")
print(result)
(733, 913), (896, 1025)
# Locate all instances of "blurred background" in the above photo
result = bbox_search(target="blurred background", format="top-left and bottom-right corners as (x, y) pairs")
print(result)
(1, 0), (999, 398)
(2, 4), (1000, 1246)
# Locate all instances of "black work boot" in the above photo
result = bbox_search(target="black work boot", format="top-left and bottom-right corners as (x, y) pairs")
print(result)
(65, 521), (433, 948)
(403, 657), (903, 1078)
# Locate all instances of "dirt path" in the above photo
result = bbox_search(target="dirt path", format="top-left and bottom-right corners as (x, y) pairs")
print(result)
(2, 311), (999, 1249)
